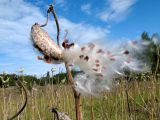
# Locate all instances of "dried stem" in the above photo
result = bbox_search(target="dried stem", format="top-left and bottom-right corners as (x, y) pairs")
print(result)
(49, 5), (60, 46)
(49, 4), (82, 120)
(65, 62), (82, 120)
(90, 96), (94, 120)
(7, 75), (27, 120)
(154, 45), (160, 78)
(40, 12), (50, 27)
(124, 76), (131, 119)
(40, 4), (60, 46)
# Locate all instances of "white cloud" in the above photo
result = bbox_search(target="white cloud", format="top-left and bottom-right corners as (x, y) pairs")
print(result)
(0, 0), (109, 75)
(98, 0), (137, 22)
(81, 3), (92, 15)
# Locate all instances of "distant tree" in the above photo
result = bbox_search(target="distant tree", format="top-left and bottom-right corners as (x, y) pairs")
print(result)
(23, 75), (38, 90)
(51, 70), (81, 84)
(151, 33), (160, 74)
(141, 32), (160, 73)
(141, 32), (151, 41)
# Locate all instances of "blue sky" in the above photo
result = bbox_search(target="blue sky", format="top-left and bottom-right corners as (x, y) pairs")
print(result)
(0, 0), (159, 76)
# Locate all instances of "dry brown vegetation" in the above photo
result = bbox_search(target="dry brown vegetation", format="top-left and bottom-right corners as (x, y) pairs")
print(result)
(0, 74), (159, 120)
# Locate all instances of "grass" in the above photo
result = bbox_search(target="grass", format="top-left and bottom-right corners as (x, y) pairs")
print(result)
(0, 78), (160, 120)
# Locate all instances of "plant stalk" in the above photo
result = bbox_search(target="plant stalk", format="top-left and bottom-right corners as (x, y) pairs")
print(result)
(65, 62), (82, 120)
(45, 4), (83, 120)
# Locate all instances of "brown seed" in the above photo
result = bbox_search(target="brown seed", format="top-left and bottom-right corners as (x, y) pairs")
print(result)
(110, 58), (115, 61)
(92, 68), (98, 71)
(95, 59), (100, 63)
(84, 56), (89, 61)
(81, 47), (86, 51)
(96, 64), (100, 67)
(62, 41), (67, 48)
(97, 49), (105, 53)
(62, 40), (74, 49)
(69, 43), (74, 48)
(44, 55), (50, 59)
(123, 50), (129, 55)
(79, 55), (84, 59)
(88, 43), (95, 49)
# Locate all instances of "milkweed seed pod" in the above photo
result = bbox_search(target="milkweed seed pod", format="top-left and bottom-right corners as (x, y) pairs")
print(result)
(57, 112), (72, 120)
(31, 23), (151, 95)
(31, 23), (64, 63)
(51, 108), (72, 120)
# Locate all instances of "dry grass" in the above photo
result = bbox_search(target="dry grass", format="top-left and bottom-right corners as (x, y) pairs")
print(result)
(0, 78), (160, 120)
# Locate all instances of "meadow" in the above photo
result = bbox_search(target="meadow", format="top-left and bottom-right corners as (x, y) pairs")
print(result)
(0, 73), (159, 120)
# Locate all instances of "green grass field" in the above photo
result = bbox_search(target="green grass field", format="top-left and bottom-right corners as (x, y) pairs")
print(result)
(0, 75), (160, 120)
